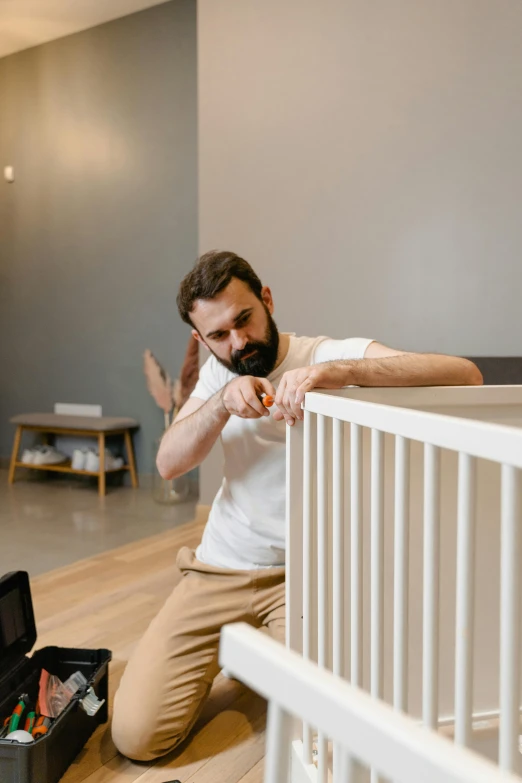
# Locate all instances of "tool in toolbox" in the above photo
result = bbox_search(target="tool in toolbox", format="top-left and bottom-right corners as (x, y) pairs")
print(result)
(79, 687), (105, 717)
(6, 694), (29, 734)
(32, 716), (52, 739)
(0, 570), (112, 783)
(24, 705), (36, 735)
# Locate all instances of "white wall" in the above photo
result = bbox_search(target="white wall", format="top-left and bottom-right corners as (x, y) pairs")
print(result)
(198, 0), (522, 501)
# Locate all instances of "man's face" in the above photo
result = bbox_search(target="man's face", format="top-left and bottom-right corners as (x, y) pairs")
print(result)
(190, 278), (280, 377)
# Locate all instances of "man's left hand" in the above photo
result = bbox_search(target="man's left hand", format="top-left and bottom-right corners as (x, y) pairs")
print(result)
(273, 362), (349, 425)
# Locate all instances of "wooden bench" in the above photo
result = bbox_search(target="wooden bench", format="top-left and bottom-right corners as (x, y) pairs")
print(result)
(9, 413), (139, 497)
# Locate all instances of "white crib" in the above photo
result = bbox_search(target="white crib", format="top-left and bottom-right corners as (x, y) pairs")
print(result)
(220, 623), (521, 783)
(278, 385), (522, 782)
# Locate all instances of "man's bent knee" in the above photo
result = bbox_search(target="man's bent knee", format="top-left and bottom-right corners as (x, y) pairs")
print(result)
(112, 701), (189, 762)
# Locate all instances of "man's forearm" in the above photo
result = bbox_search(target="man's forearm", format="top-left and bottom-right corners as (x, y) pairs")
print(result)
(156, 391), (230, 480)
(339, 353), (483, 388)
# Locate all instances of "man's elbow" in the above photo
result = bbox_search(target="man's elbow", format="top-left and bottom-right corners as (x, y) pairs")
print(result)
(156, 450), (176, 480)
(464, 360), (483, 386)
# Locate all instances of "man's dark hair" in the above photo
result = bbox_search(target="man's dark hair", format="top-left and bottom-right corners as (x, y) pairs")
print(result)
(177, 250), (263, 326)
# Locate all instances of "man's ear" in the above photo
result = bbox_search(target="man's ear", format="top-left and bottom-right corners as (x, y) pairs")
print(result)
(192, 329), (210, 351)
(261, 286), (274, 314)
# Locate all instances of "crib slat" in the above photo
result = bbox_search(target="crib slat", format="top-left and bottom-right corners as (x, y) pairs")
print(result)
(333, 418), (345, 782)
(351, 423), (363, 687)
(371, 429), (385, 701)
(371, 429), (385, 783)
(339, 750), (366, 783)
(222, 623), (522, 783)
(393, 435), (410, 714)
(455, 452), (477, 747)
(302, 409), (314, 763)
(423, 443), (441, 730)
(263, 702), (292, 783)
(499, 464), (521, 772)
(332, 418), (345, 678)
(317, 413), (328, 783)
(317, 414), (328, 671)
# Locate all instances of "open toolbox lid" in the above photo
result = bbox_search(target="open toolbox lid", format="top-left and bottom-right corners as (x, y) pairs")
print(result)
(0, 571), (37, 673)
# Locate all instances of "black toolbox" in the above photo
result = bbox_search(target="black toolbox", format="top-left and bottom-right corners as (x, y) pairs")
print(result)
(0, 571), (112, 783)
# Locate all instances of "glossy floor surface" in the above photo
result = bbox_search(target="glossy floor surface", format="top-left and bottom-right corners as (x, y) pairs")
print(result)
(1, 469), (200, 576)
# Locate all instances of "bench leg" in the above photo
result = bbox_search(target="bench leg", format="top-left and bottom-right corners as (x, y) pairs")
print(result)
(98, 433), (106, 497)
(124, 430), (139, 488)
(8, 426), (23, 484)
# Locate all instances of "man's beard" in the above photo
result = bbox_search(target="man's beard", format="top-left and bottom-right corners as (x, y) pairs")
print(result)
(210, 308), (280, 377)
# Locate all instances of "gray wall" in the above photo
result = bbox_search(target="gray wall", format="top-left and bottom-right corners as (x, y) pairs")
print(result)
(0, 0), (197, 472)
(198, 0), (522, 502)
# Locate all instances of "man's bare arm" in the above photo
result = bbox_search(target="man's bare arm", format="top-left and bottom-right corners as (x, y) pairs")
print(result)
(156, 393), (230, 480)
(156, 374), (277, 480)
(340, 351), (483, 388)
(273, 345), (482, 424)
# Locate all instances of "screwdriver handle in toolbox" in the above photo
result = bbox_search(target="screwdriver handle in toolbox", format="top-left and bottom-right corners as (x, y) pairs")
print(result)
(32, 715), (52, 738)
(24, 711), (36, 734)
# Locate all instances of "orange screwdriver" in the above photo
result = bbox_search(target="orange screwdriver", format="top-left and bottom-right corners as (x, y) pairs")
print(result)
(32, 715), (52, 739)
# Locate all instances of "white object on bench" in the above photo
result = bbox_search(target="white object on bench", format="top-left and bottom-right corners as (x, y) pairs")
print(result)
(54, 403), (102, 417)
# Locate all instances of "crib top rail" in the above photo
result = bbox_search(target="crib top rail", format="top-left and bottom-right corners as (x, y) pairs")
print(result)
(303, 389), (522, 468)
(220, 623), (521, 783)
(310, 385), (522, 408)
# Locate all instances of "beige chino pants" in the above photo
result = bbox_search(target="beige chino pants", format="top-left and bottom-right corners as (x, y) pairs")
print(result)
(112, 546), (286, 761)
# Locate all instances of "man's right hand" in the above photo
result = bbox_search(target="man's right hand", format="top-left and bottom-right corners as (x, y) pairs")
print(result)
(220, 376), (276, 419)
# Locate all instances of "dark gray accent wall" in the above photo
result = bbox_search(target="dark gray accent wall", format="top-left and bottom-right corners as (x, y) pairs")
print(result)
(0, 0), (197, 472)
(468, 358), (522, 386)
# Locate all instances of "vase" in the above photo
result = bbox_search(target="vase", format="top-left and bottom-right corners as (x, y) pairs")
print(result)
(151, 438), (191, 505)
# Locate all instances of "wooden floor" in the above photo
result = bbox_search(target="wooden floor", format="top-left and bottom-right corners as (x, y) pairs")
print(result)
(31, 506), (266, 783)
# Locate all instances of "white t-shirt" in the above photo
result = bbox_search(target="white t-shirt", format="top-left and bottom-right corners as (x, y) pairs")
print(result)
(190, 334), (373, 570)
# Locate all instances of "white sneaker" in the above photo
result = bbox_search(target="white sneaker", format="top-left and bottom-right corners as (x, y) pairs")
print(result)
(85, 450), (101, 473)
(21, 446), (48, 464)
(71, 448), (89, 471)
(85, 449), (124, 472)
(33, 447), (67, 466)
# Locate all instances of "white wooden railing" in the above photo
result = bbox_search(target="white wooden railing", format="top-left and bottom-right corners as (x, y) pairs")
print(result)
(285, 386), (522, 782)
(220, 623), (521, 783)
